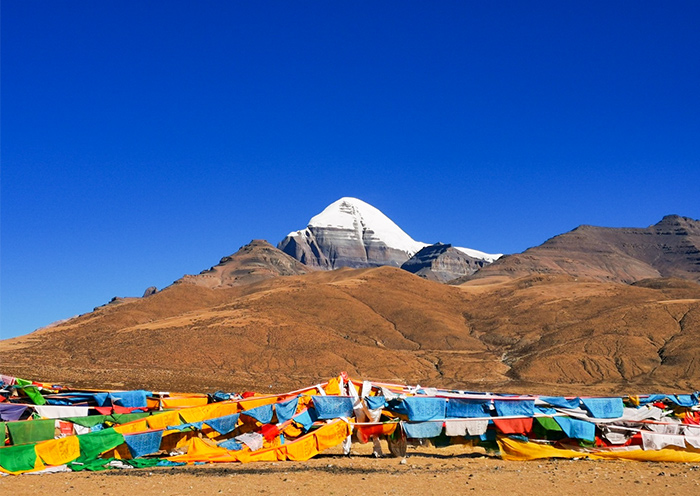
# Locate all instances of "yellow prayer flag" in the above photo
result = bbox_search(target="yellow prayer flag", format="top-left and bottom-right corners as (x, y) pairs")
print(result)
(35, 436), (80, 466)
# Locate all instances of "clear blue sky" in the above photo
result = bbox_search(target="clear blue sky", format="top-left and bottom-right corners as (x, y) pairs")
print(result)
(2, 1), (699, 339)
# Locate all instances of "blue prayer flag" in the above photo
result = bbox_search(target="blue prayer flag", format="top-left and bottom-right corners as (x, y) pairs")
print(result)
(124, 430), (163, 458)
(166, 421), (203, 432)
(364, 396), (386, 410)
(494, 399), (534, 417)
(403, 397), (447, 421)
(540, 396), (580, 409)
(108, 390), (150, 408)
(312, 396), (354, 419)
(205, 414), (240, 435)
(292, 408), (318, 431)
(446, 399), (490, 418)
(554, 417), (596, 441)
(218, 439), (244, 451)
(674, 395), (698, 407)
(242, 404), (274, 424)
(275, 397), (299, 424)
(580, 398), (623, 419)
(402, 421), (443, 439)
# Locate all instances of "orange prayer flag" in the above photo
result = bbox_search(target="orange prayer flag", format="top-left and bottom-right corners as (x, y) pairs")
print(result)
(285, 432), (319, 461)
(315, 420), (350, 452)
(113, 419), (149, 434)
(147, 411), (182, 430)
(160, 395), (209, 409)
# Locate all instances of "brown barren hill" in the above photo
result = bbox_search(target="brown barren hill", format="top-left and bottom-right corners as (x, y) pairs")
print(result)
(176, 239), (315, 288)
(3, 264), (700, 395)
(463, 215), (700, 284)
(457, 275), (700, 393)
(0, 268), (498, 392)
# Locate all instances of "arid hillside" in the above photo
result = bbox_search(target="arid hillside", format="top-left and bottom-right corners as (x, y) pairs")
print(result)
(175, 239), (314, 288)
(464, 215), (700, 284)
(2, 266), (699, 395)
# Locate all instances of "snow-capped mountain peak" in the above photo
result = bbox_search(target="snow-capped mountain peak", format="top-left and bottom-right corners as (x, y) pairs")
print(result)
(279, 197), (500, 270)
(306, 197), (427, 255)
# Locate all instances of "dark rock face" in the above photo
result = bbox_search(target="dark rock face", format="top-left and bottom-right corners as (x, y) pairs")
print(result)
(401, 243), (488, 283)
(467, 215), (700, 283)
(279, 227), (414, 269)
(637, 215), (700, 280)
(142, 286), (158, 297)
(278, 198), (425, 269)
(277, 228), (333, 269)
(175, 240), (313, 288)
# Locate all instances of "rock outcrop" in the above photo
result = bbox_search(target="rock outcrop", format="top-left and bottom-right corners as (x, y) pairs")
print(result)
(401, 243), (488, 283)
(142, 286), (158, 297)
(175, 239), (313, 289)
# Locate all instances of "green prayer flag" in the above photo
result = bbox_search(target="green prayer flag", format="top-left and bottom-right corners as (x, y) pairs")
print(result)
(77, 428), (124, 461)
(63, 412), (149, 429)
(533, 416), (565, 441)
(0, 443), (39, 473)
(14, 378), (32, 387)
(19, 386), (47, 405)
(7, 419), (55, 445)
(579, 438), (596, 448)
(126, 458), (165, 469)
(64, 415), (111, 428)
(0, 422), (6, 445)
(110, 412), (151, 424)
(535, 416), (563, 432)
(68, 457), (114, 472)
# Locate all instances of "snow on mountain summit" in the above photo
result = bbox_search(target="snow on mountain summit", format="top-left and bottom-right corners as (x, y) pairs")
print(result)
(305, 197), (427, 255)
(279, 197), (501, 270)
(454, 247), (502, 263)
(306, 197), (502, 262)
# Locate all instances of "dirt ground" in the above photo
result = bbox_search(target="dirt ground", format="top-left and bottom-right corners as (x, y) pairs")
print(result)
(2, 442), (699, 496)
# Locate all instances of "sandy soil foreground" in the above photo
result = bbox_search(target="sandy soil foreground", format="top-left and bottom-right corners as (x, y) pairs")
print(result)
(2, 443), (699, 496)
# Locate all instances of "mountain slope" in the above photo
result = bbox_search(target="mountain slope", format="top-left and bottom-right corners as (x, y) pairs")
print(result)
(465, 215), (700, 284)
(175, 239), (313, 289)
(2, 267), (699, 395)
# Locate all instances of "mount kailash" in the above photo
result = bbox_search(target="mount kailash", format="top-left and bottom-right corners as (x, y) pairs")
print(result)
(278, 197), (500, 281)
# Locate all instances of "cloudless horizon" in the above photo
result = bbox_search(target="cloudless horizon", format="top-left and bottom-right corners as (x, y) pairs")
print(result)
(2, 1), (699, 339)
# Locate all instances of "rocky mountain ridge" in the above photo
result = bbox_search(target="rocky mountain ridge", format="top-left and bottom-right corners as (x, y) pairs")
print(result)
(401, 243), (488, 283)
(463, 214), (700, 284)
(278, 197), (500, 270)
(175, 240), (313, 289)
(102, 209), (700, 307)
